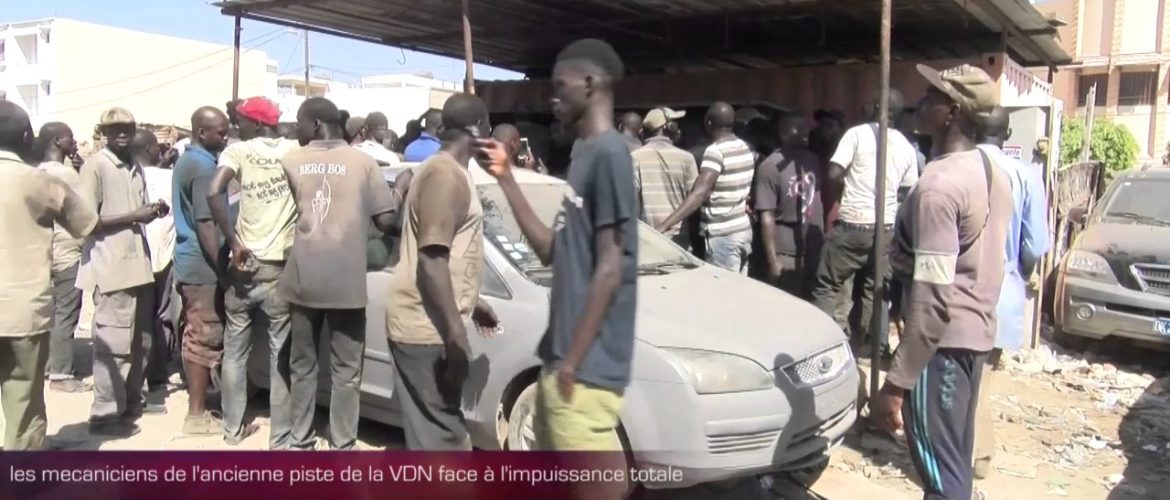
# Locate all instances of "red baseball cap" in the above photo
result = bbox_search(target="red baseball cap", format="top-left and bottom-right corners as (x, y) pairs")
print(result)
(235, 97), (280, 127)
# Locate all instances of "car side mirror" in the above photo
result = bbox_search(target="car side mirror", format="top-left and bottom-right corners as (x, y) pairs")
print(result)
(1068, 206), (1089, 225)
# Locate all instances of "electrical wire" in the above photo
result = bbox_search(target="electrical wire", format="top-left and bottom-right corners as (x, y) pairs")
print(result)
(52, 27), (287, 96)
(51, 33), (287, 114)
(278, 30), (302, 76)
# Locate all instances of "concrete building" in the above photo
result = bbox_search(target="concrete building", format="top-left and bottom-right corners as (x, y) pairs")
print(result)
(275, 72), (459, 134)
(0, 18), (275, 141)
(1036, 0), (1170, 160)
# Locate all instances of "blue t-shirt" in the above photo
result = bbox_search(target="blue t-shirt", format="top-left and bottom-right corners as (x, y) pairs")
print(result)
(172, 145), (224, 285)
(537, 129), (639, 392)
(403, 132), (441, 162)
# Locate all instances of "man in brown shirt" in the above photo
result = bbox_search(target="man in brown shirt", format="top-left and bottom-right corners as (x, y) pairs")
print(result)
(282, 98), (399, 450)
(873, 64), (1014, 500)
(388, 93), (499, 450)
(77, 107), (169, 437)
(0, 101), (97, 449)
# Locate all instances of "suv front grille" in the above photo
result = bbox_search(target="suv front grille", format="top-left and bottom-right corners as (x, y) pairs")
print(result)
(1131, 264), (1170, 296)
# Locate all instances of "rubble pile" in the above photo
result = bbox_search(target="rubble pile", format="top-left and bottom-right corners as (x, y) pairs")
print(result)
(1004, 342), (1170, 479)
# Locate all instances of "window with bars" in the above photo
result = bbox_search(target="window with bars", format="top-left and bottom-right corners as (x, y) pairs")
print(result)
(1119, 71), (1157, 106)
(1077, 74), (1109, 107)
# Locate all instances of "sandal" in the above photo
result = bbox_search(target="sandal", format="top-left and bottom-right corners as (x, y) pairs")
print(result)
(182, 410), (223, 436)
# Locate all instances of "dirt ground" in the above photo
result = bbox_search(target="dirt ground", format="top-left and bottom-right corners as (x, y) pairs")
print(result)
(33, 316), (1169, 500)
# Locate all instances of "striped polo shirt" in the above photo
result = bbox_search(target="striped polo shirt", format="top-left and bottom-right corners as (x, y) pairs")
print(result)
(700, 136), (755, 237)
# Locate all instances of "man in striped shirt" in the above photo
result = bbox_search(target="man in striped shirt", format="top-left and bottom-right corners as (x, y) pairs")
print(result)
(632, 107), (698, 249)
(656, 102), (755, 273)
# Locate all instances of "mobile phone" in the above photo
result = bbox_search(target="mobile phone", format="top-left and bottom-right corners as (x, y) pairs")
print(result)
(518, 138), (531, 161)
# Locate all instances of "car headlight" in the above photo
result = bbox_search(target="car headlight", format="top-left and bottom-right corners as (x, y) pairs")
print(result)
(662, 347), (774, 394)
(1066, 250), (1116, 282)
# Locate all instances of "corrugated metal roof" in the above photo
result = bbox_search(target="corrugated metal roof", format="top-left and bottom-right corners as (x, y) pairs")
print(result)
(216, 0), (1070, 75)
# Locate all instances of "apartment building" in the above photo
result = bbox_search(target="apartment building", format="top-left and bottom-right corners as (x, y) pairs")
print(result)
(275, 72), (459, 134)
(0, 18), (275, 140)
(1036, 0), (1170, 160)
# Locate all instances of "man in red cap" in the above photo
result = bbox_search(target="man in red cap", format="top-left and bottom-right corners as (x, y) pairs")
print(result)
(206, 96), (300, 448)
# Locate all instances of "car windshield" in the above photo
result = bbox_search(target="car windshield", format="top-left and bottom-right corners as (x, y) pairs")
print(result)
(1102, 178), (1170, 227)
(477, 182), (700, 275)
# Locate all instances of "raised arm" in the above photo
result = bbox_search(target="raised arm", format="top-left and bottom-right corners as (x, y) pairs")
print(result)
(477, 139), (554, 263)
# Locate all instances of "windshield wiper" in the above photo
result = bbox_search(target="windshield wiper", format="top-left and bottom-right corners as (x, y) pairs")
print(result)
(1108, 212), (1170, 227)
(637, 262), (701, 275)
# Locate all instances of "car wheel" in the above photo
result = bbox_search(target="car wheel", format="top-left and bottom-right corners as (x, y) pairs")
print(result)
(506, 383), (539, 451)
(1053, 325), (1092, 351)
(784, 457), (830, 489)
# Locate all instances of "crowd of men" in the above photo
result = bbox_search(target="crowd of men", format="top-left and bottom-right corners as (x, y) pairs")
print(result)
(0, 34), (1051, 500)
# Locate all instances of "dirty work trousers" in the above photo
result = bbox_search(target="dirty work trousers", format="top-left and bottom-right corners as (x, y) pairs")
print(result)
(289, 305), (365, 450)
(221, 262), (292, 449)
(389, 342), (471, 451)
(902, 348), (989, 500)
(146, 265), (176, 387)
(1, 334), (50, 450)
(811, 222), (891, 350)
(47, 263), (82, 380)
(90, 285), (152, 421)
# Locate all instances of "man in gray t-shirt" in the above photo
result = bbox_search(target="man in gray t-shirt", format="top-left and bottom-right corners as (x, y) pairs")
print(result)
(281, 98), (399, 451)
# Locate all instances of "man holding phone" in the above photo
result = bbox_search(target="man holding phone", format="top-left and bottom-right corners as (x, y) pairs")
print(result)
(77, 107), (168, 437)
(490, 124), (546, 174)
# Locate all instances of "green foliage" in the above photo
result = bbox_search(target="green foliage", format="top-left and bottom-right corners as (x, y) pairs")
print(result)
(1060, 117), (1140, 179)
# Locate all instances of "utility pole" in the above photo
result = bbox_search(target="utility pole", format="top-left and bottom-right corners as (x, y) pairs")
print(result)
(867, 0), (893, 421)
(231, 15), (241, 103)
(1081, 83), (1096, 163)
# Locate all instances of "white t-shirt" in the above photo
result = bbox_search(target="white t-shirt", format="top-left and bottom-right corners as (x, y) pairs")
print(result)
(143, 165), (175, 273)
(355, 140), (401, 166)
(830, 123), (920, 225)
(218, 137), (299, 261)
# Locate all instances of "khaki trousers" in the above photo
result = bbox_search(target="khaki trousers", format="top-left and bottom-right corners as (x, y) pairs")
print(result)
(0, 333), (50, 450)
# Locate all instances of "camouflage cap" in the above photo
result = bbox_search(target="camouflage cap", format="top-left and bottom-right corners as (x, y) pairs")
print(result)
(99, 107), (136, 126)
(916, 64), (998, 118)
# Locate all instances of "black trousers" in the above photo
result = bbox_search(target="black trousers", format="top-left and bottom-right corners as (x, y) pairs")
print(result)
(389, 341), (471, 451)
(902, 348), (988, 500)
(810, 223), (891, 348)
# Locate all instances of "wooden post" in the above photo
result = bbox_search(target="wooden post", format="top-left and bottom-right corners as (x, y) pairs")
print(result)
(1082, 84), (1096, 162)
(462, 0), (475, 94)
(231, 15), (241, 103)
(303, 30), (311, 97)
(868, 0), (893, 416)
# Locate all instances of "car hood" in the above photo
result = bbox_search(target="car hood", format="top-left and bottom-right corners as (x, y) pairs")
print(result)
(1076, 222), (1170, 291)
(635, 268), (847, 370)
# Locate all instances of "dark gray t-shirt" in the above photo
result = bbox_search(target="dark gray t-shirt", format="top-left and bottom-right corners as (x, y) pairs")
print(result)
(752, 148), (824, 255)
(538, 130), (638, 392)
(280, 140), (397, 309)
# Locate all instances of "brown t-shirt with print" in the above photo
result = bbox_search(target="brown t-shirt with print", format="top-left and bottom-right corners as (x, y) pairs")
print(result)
(280, 140), (398, 309)
(387, 152), (484, 345)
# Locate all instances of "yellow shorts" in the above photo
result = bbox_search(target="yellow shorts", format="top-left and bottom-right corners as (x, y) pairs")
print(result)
(534, 369), (624, 451)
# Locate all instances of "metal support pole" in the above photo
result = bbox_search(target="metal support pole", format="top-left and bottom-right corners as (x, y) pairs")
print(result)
(303, 30), (311, 97)
(1082, 84), (1097, 163)
(462, 0), (476, 94)
(868, 0), (893, 414)
(231, 15), (241, 103)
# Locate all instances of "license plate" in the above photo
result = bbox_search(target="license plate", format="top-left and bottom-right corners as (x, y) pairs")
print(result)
(1156, 319), (1170, 336)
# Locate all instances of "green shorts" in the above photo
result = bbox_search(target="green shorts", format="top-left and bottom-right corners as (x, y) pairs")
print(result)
(534, 368), (623, 451)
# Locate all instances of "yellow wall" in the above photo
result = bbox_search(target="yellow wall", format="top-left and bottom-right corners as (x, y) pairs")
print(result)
(50, 19), (271, 140)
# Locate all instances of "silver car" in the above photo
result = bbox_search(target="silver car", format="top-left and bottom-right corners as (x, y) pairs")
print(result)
(1054, 169), (1170, 347)
(250, 165), (857, 489)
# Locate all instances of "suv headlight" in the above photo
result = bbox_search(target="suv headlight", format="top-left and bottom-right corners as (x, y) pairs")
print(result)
(1066, 250), (1116, 282)
(662, 348), (774, 394)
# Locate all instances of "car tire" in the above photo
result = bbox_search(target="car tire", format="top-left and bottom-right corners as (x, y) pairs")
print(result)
(785, 457), (830, 489)
(506, 383), (539, 451)
(1053, 325), (1092, 351)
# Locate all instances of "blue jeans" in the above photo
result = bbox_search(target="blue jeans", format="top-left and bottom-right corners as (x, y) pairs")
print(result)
(221, 262), (291, 448)
(705, 231), (752, 274)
